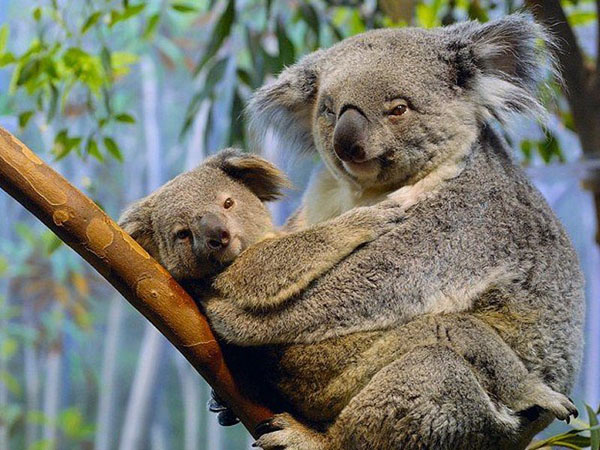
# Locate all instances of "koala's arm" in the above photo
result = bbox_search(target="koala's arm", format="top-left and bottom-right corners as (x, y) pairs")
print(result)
(211, 204), (398, 311)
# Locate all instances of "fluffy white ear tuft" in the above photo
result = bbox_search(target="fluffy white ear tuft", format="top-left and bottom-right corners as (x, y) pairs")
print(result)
(445, 13), (558, 124)
(246, 50), (323, 155)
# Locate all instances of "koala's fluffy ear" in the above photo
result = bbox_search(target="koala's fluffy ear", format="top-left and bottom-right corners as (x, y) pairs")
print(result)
(207, 149), (291, 202)
(445, 13), (556, 123)
(118, 196), (159, 257)
(246, 50), (323, 154)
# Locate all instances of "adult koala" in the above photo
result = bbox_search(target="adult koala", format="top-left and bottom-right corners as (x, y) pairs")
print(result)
(203, 14), (584, 449)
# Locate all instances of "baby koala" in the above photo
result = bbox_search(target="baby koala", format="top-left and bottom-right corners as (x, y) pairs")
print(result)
(118, 148), (286, 285)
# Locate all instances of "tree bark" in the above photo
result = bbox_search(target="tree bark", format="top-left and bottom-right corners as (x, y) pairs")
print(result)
(0, 127), (273, 436)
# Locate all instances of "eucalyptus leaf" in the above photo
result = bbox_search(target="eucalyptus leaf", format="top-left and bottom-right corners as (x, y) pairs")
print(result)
(194, 0), (235, 75)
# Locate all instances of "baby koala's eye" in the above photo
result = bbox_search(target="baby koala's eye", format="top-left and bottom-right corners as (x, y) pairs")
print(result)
(223, 198), (234, 209)
(388, 104), (408, 117)
(175, 229), (191, 240)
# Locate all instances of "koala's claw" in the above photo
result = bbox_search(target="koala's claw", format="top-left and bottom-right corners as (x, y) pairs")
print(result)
(531, 384), (579, 423)
(217, 409), (240, 426)
(255, 418), (283, 437)
(253, 413), (326, 450)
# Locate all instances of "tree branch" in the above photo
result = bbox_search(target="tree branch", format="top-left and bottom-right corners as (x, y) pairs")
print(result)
(0, 127), (273, 437)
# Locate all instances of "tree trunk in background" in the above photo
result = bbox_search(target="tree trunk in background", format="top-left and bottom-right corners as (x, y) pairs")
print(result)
(94, 295), (124, 450)
(119, 327), (164, 450)
(0, 192), (9, 450)
(205, 383), (225, 450)
(42, 336), (62, 450)
(119, 56), (166, 450)
(24, 302), (41, 449)
(175, 354), (201, 450)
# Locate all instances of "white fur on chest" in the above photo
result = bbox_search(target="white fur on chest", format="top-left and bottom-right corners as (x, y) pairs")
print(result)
(302, 166), (389, 225)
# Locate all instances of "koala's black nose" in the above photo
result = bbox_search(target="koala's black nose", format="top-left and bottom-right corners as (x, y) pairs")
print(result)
(197, 213), (230, 253)
(333, 108), (368, 163)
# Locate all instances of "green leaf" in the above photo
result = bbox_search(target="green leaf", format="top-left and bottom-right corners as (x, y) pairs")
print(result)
(18, 111), (34, 129)
(520, 140), (533, 163)
(0, 338), (18, 359)
(172, 3), (198, 13)
(143, 13), (160, 39)
(45, 234), (63, 255)
(300, 3), (320, 44)
(0, 256), (7, 276)
(587, 403), (600, 450)
(33, 7), (42, 21)
(17, 58), (41, 87)
(82, 12), (103, 34)
(181, 58), (228, 137)
(103, 137), (123, 162)
(0, 369), (22, 396)
(537, 132), (564, 163)
(0, 24), (9, 53)
(115, 113), (135, 123)
(236, 68), (252, 87)
(122, 4), (146, 20)
(110, 4), (146, 27)
(276, 18), (295, 67)
(48, 83), (59, 122)
(194, 0), (235, 75)
(53, 129), (82, 161)
(568, 11), (597, 26)
(86, 138), (103, 162)
(0, 52), (16, 67)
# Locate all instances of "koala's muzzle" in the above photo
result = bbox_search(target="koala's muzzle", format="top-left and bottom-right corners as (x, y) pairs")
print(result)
(195, 213), (231, 254)
(333, 108), (368, 163)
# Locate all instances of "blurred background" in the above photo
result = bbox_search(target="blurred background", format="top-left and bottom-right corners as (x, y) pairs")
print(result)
(0, 0), (599, 449)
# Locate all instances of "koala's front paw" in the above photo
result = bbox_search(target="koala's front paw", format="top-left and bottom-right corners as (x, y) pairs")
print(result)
(344, 204), (403, 234)
(207, 390), (240, 426)
(253, 413), (327, 450)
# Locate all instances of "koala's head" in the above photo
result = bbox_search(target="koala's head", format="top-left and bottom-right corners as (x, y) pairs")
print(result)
(119, 149), (289, 281)
(248, 14), (553, 190)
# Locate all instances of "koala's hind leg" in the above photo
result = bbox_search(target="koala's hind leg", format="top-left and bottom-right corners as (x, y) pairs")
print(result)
(254, 344), (526, 450)
(326, 345), (524, 450)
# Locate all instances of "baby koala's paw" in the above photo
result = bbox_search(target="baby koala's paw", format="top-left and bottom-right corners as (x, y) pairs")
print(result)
(527, 382), (578, 423)
(253, 413), (327, 450)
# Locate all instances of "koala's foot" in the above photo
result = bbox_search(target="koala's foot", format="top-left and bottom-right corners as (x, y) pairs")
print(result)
(253, 413), (328, 450)
(207, 390), (240, 426)
(519, 380), (578, 423)
(533, 385), (578, 423)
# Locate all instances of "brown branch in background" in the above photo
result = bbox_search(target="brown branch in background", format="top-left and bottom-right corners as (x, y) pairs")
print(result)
(525, 0), (589, 117)
(596, 0), (600, 81)
(0, 127), (273, 437)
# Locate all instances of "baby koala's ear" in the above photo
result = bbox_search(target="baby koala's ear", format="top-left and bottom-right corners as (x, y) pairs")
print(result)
(208, 148), (291, 202)
(118, 195), (159, 258)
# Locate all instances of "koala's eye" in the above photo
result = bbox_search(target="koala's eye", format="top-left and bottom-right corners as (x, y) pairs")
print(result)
(223, 198), (234, 209)
(389, 104), (408, 117)
(175, 229), (191, 240)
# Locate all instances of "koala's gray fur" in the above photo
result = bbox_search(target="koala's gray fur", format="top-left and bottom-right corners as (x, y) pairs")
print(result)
(120, 146), (578, 450)
(197, 14), (583, 450)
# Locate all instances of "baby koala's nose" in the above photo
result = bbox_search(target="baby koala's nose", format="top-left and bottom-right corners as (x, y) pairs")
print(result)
(197, 213), (230, 252)
(206, 228), (230, 250)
